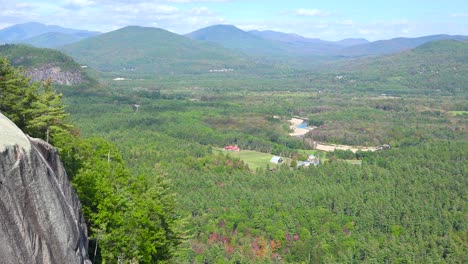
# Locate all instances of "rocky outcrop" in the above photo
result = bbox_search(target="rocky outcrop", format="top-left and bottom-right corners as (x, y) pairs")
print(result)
(26, 64), (84, 85)
(0, 113), (90, 264)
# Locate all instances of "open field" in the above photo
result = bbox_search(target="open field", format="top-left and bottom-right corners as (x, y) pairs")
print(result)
(345, 159), (363, 165)
(315, 142), (377, 153)
(449, 111), (468, 116)
(216, 148), (291, 170)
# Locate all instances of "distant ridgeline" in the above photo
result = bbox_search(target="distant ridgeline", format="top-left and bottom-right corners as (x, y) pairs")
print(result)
(0, 44), (90, 85)
(186, 25), (468, 57)
(315, 39), (468, 95)
(0, 22), (100, 48)
(59, 26), (264, 75)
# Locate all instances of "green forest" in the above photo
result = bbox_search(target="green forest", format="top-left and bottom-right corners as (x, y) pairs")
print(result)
(0, 36), (467, 263)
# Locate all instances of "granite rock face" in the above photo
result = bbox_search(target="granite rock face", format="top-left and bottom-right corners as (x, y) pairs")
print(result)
(26, 64), (84, 85)
(0, 113), (90, 264)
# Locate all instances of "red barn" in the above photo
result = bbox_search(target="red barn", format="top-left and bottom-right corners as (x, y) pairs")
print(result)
(224, 145), (240, 151)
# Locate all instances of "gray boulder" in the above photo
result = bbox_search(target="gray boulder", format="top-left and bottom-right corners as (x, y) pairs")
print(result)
(0, 113), (90, 264)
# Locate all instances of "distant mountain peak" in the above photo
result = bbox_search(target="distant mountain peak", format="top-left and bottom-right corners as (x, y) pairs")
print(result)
(60, 25), (252, 74)
(186, 24), (285, 55)
(205, 24), (242, 30)
(0, 22), (100, 46)
(117, 25), (170, 32)
(188, 24), (246, 36)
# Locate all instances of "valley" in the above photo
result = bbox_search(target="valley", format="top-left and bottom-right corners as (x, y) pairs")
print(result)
(0, 21), (467, 263)
(59, 47), (466, 262)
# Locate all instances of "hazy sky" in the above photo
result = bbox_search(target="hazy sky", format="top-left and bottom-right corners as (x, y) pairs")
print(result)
(1, 0), (467, 40)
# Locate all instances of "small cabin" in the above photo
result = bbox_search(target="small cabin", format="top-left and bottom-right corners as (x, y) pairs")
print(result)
(307, 155), (320, 166)
(270, 156), (284, 164)
(224, 145), (240, 151)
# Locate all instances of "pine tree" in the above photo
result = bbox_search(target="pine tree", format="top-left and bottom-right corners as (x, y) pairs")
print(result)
(0, 58), (36, 129)
(25, 79), (72, 143)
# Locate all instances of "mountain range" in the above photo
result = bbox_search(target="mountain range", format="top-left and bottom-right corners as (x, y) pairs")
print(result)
(0, 22), (100, 48)
(0, 21), (468, 92)
(59, 26), (255, 74)
(2, 22), (467, 58)
(186, 24), (468, 57)
(186, 25), (370, 56)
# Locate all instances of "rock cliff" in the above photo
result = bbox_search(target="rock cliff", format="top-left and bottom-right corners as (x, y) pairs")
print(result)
(0, 113), (90, 264)
(26, 64), (84, 85)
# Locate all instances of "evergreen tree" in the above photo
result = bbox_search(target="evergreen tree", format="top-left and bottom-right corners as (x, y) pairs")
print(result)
(0, 58), (36, 129)
(0, 58), (71, 143)
(25, 79), (72, 143)
(72, 138), (185, 263)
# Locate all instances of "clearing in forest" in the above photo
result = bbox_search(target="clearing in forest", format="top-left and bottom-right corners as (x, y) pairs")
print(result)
(216, 149), (289, 170)
(449, 111), (468, 116)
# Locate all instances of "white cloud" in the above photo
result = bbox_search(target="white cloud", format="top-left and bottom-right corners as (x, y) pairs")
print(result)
(340, 20), (354, 25)
(190, 7), (211, 16)
(149, 4), (179, 13)
(451, 13), (468, 17)
(357, 28), (379, 36)
(401, 28), (410, 34)
(175, 7), (226, 33)
(0, 1), (40, 21)
(168, 0), (230, 2)
(43, 1), (225, 34)
(64, 0), (95, 7)
(315, 23), (328, 29)
(0, 22), (12, 28)
(107, 3), (179, 15)
(296, 8), (330, 17)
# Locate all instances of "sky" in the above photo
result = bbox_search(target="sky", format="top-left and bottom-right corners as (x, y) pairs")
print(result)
(1, 0), (468, 40)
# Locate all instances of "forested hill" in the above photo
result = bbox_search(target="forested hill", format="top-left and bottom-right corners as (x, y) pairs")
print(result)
(0, 44), (92, 86)
(60, 26), (259, 75)
(186, 25), (287, 55)
(19, 32), (84, 48)
(320, 40), (468, 94)
(248, 30), (369, 47)
(339, 34), (468, 56)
